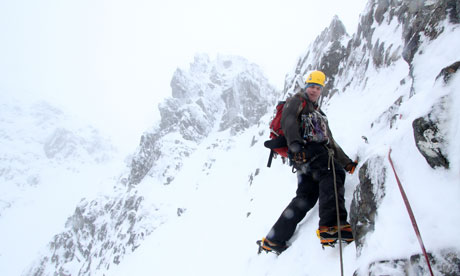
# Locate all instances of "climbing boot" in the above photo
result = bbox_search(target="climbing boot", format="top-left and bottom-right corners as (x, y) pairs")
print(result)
(316, 224), (354, 247)
(256, 237), (288, 255)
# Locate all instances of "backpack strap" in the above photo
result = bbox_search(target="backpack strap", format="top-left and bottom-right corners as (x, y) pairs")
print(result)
(285, 94), (307, 119)
(297, 97), (307, 117)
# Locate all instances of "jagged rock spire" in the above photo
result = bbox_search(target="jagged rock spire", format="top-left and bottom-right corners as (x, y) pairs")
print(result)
(283, 15), (349, 100)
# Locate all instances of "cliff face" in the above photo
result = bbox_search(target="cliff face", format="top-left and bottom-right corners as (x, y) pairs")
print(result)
(128, 54), (277, 186)
(284, 15), (349, 99)
(285, 0), (460, 99)
(281, 0), (460, 274)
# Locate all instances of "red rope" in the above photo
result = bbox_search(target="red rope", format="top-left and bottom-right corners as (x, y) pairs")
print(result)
(388, 148), (434, 276)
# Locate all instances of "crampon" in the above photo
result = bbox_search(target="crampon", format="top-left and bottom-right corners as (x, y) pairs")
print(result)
(256, 238), (287, 255)
(316, 225), (354, 249)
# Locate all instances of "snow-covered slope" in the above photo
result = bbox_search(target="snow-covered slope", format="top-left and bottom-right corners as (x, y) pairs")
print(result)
(3, 0), (460, 275)
(112, 1), (460, 275)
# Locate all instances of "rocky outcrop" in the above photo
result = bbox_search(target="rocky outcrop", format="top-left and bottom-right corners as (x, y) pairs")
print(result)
(128, 132), (161, 185)
(348, 0), (460, 67)
(400, 0), (460, 64)
(413, 100), (450, 169)
(436, 61), (460, 84)
(284, 0), (460, 102)
(25, 188), (166, 276)
(284, 16), (349, 99)
(412, 61), (459, 170)
(128, 54), (277, 186)
(355, 248), (460, 276)
(313, 16), (349, 98)
(349, 156), (386, 255)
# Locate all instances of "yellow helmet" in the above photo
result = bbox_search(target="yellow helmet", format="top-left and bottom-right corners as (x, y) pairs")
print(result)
(305, 70), (326, 87)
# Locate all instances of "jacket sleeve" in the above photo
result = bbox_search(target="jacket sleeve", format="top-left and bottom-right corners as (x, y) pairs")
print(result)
(326, 123), (353, 167)
(281, 96), (304, 147)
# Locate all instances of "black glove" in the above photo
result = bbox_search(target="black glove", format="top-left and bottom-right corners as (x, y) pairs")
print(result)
(345, 161), (358, 174)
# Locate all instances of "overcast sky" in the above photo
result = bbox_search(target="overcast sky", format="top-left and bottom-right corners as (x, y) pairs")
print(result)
(0, 0), (369, 148)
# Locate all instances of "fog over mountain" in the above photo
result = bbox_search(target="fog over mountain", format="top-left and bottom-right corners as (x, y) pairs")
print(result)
(1, 0), (459, 275)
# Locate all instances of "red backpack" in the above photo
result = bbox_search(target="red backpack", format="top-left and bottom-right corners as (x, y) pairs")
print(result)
(264, 97), (307, 167)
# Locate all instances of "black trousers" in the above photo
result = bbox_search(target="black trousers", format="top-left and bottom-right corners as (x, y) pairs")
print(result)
(266, 145), (348, 245)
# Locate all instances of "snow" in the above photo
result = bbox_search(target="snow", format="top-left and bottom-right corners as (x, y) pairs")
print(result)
(0, 93), (125, 276)
(114, 19), (460, 276)
(1, 4), (460, 276)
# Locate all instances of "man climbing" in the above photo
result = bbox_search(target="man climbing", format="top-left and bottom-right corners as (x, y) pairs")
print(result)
(258, 70), (357, 255)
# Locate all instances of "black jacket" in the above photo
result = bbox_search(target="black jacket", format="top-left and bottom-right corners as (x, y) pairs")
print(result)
(280, 92), (352, 167)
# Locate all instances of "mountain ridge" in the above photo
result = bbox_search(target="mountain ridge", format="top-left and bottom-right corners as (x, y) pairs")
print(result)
(21, 54), (278, 276)
(2, 0), (459, 275)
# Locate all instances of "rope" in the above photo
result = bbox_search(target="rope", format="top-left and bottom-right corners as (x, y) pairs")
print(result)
(328, 149), (344, 276)
(388, 148), (434, 276)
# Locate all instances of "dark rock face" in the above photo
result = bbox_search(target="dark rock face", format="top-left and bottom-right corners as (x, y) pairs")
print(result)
(283, 16), (349, 98)
(316, 18), (349, 98)
(128, 132), (160, 185)
(413, 107), (450, 169)
(320, 39), (349, 98)
(400, 0), (460, 64)
(354, 249), (460, 276)
(412, 61), (457, 171)
(374, 0), (390, 25)
(284, 0), (460, 101)
(350, 0), (460, 67)
(349, 156), (386, 255)
(436, 61), (460, 84)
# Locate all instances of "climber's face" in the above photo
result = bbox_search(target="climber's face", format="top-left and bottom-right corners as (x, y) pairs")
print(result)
(306, 84), (322, 103)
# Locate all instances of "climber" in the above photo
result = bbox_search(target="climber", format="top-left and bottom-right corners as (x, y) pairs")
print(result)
(258, 70), (358, 254)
